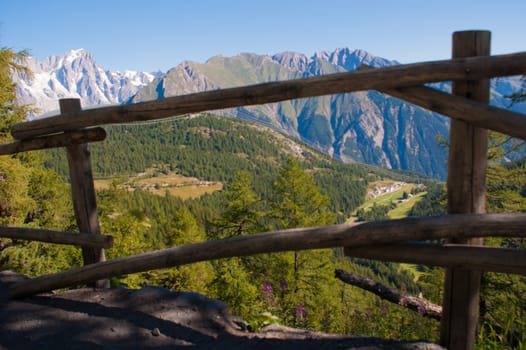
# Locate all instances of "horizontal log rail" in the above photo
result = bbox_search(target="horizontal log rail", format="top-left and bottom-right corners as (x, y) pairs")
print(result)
(0, 127), (106, 155)
(0, 226), (114, 248)
(382, 86), (526, 141)
(10, 52), (526, 140)
(9, 213), (526, 298)
(344, 243), (526, 275)
(355, 65), (526, 141)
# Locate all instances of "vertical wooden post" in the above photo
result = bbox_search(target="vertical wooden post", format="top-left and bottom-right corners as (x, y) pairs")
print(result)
(440, 30), (490, 350)
(60, 98), (109, 289)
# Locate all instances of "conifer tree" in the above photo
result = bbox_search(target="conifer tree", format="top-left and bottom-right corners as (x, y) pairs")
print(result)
(209, 172), (262, 319)
(0, 48), (78, 275)
(270, 157), (336, 327)
(157, 206), (213, 293)
(216, 171), (263, 238)
(0, 48), (34, 141)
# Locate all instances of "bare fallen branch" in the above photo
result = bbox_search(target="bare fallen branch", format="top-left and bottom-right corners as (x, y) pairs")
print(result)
(334, 269), (442, 320)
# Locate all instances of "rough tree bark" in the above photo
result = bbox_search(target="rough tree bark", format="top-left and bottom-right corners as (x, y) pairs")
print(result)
(335, 269), (442, 321)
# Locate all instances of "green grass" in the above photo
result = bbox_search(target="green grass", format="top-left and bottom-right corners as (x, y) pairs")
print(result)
(349, 181), (429, 284)
(349, 181), (426, 222)
(399, 263), (426, 283)
(94, 167), (223, 200)
(388, 191), (427, 219)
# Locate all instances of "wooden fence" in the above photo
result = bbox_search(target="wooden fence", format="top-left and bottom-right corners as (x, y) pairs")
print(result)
(1, 30), (525, 350)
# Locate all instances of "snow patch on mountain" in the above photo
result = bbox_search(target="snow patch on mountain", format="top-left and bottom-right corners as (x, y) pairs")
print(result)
(13, 49), (156, 117)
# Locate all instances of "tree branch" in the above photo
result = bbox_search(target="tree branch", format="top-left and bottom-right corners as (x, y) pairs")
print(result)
(334, 269), (442, 321)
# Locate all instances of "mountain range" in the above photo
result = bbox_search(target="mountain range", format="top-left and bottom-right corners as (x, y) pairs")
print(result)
(13, 48), (526, 179)
(12, 49), (157, 115)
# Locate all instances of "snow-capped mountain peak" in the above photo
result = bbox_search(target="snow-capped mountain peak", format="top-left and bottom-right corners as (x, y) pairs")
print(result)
(13, 49), (156, 117)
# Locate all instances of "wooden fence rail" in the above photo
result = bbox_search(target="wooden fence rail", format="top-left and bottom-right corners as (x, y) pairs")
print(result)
(0, 226), (113, 248)
(0, 127), (106, 155)
(380, 82), (526, 141)
(344, 243), (526, 275)
(358, 64), (526, 140)
(8, 213), (526, 298)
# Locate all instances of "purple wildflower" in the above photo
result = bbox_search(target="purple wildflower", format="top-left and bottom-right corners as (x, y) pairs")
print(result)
(262, 282), (273, 295)
(279, 279), (288, 290)
(262, 282), (273, 306)
(295, 304), (308, 320)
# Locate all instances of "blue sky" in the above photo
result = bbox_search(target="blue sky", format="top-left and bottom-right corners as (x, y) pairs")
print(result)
(1, 0), (525, 72)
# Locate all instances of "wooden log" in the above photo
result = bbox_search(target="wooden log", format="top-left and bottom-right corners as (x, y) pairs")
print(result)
(354, 70), (526, 141)
(8, 213), (526, 298)
(344, 243), (526, 275)
(10, 51), (526, 140)
(441, 30), (490, 350)
(334, 269), (443, 320)
(384, 86), (526, 140)
(62, 99), (109, 289)
(0, 226), (113, 248)
(0, 127), (106, 155)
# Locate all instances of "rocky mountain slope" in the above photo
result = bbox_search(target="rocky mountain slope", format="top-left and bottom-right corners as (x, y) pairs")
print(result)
(131, 49), (452, 177)
(130, 48), (524, 179)
(14, 48), (525, 179)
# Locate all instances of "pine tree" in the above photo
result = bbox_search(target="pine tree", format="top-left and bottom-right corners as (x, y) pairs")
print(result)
(0, 48), (34, 141)
(0, 48), (79, 275)
(272, 157), (334, 229)
(156, 206), (213, 293)
(215, 171), (263, 238)
(270, 157), (336, 327)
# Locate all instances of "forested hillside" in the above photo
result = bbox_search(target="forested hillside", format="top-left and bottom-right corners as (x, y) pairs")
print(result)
(45, 114), (381, 223)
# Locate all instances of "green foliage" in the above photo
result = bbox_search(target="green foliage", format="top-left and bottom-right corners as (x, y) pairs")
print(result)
(312, 167), (366, 223)
(477, 129), (526, 348)
(0, 48), (78, 276)
(247, 311), (280, 331)
(347, 300), (440, 341)
(210, 258), (259, 319)
(408, 182), (447, 217)
(355, 202), (393, 222)
(271, 157), (335, 229)
(487, 158), (526, 213)
(1, 240), (81, 277)
(0, 156), (33, 225)
(163, 206), (213, 292)
(45, 115), (368, 220)
(0, 48), (35, 141)
(212, 171), (264, 238)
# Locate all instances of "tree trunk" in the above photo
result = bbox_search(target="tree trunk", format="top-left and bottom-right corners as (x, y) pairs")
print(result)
(335, 269), (442, 320)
